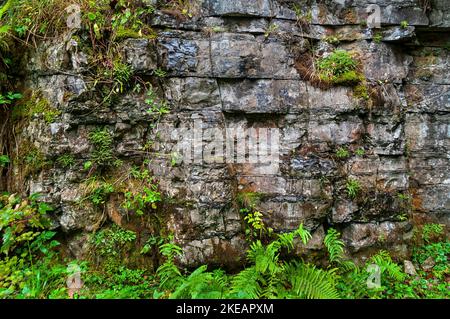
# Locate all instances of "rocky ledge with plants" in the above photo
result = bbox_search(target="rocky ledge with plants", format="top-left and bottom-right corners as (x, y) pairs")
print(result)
(0, 0), (449, 299)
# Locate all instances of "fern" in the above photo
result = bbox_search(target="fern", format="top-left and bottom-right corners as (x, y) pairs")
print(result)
(284, 261), (340, 299)
(230, 266), (262, 298)
(156, 260), (183, 291)
(170, 265), (224, 299)
(324, 228), (345, 263)
(155, 238), (184, 292)
(369, 250), (406, 282)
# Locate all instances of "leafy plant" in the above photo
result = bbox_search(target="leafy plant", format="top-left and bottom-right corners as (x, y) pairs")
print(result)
(264, 24), (278, 38)
(373, 32), (383, 43)
(121, 166), (161, 216)
(90, 224), (136, 258)
(88, 128), (114, 167)
(324, 228), (345, 264)
(355, 148), (365, 156)
(83, 176), (115, 206)
(153, 68), (167, 78)
(317, 50), (363, 85)
(145, 87), (170, 116)
(0, 154), (9, 167)
(346, 178), (361, 199)
(0, 92), (22, 106)
(336, 147), (349, 159)
(422, 223), (445, 243)
(0, 193), (66, 298)
(370, 250), (406, 282)
(243, 210), (266, 239)
(400, 20), (409, 29)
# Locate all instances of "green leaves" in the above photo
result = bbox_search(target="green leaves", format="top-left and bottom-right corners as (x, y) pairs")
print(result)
(317, 50), (363, 85)
(0, 154), (10, 167)
(370, 250), (406, 282)
(324, 228), (345, 263)
(285, 261), (340, 299)
(346, 178), (361, 199)
(88, 128), (114, 166)
(0, 91), (22, 105)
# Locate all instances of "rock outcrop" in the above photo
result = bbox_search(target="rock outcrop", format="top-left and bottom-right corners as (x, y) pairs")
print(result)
(5, 0), (449, 266)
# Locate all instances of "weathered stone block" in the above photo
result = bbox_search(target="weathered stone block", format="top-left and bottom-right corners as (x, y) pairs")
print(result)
(220, 79), (306, 113)
(208, 0), (273, 17)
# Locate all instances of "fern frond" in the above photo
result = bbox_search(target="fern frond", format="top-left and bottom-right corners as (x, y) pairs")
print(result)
(230, 266), (262, 299)
(295, 223), (312, 244)
(247, 240), (281, 275)
(170, 265), (224, 299)
(338, 260), (358, 273)
(369, 250), (406, 281)
(284, 261), (340, 299)
(156, 259), (183, 291)
(324, 228), (345, 263)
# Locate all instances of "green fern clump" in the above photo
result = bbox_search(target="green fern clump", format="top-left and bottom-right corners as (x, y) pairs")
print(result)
(153, 225), (340, 299)
(229, 224), (339, 299)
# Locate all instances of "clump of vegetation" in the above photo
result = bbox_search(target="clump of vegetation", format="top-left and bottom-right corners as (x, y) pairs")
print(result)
(323, 35), (340, 45)
(264, 23), (278, 38)
(346, 178), (361, 199)
(0, 193), (66, 298)
(373, 32), (383, 43)
(355, 148), (365, 156)
(145, 86), (170, 117)
(18, 142), (50, 177)
(0, 154), (10, 167)
(400, 20), (409, 29)
(336, 147), (350, 159)
(88, 128), (114, 167)
(121, 166), (161, 216)
(422, 223), (445, 243)
(12, 91), (61, 124)
(0, 92), (22, 106)
(82, 176), (115, 206)
(56, 154), (75, 168)
(317, 50), (363, 85)
(353, 84), (370, 100)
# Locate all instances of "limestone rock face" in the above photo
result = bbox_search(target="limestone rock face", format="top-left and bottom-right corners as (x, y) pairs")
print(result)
(10, 0), (450, 266)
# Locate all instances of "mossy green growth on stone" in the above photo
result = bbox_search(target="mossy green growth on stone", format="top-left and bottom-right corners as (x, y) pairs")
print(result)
(317, 50), (364, 86)
(12, 91), (61, 123)
(353, 84), (370, 100)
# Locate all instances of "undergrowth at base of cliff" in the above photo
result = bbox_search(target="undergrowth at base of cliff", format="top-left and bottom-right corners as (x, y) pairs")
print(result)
(0, 193), (448, 299)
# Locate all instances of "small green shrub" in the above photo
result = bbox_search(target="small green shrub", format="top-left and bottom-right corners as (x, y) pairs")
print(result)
(400, 20), (409, 29)
(83, 176), (115, 206)
(0, 193), (66, 298)
(0, 92), (22, 105)
(112, 60), (133, 93)
(317, 50), (363, 85)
